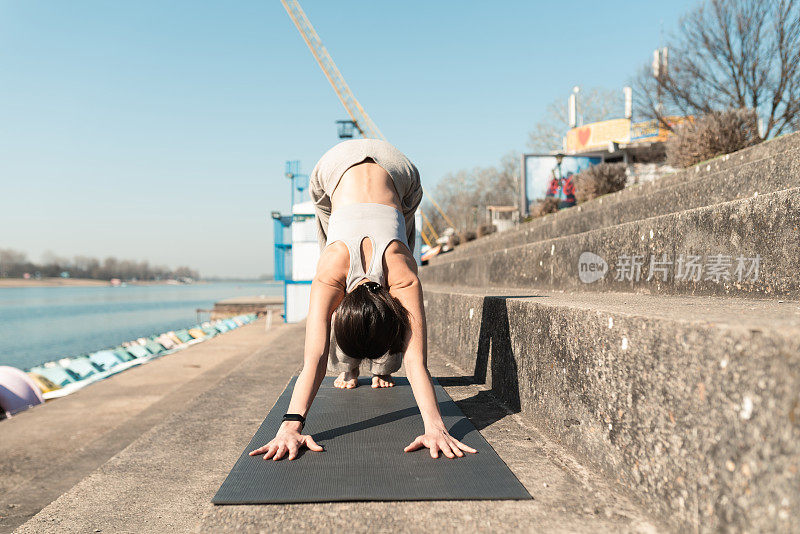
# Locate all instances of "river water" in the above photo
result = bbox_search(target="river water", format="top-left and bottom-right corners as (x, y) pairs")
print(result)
(0, 282), (283, 370)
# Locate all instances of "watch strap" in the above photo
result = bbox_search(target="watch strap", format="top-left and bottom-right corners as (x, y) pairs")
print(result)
(281, 413), (305, 427)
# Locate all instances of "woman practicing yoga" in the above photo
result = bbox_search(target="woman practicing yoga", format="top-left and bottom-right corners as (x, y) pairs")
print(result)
(249, 139), (476, 461)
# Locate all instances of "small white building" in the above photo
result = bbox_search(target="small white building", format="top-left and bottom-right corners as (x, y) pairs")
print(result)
(486, 205), (519, 233)
(283, 200), (318, 323)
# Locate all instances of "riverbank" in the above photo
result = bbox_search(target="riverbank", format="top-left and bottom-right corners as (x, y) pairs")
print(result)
(0, 282), (282, 370)
(0, 278), (273, 288)
(0, 278), (213, 288)
(0, 317), (285, 532)
(0, 278), (110, 288)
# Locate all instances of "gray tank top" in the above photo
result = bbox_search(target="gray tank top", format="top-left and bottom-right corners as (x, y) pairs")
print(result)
(324, 203), (409, 292)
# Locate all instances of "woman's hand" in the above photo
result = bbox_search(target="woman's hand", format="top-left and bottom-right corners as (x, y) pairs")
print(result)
(404, 428), (477, 459)
(249, 423), (323, 461)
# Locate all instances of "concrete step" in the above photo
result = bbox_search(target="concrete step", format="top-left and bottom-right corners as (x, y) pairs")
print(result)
(654, 130), (800, 189)
(434, 142), (800, 266)
(422, 284), (800, 532)
(421, 186), (800, 299)
(16, 320), (663, 534)
(0, 319), (283, 533)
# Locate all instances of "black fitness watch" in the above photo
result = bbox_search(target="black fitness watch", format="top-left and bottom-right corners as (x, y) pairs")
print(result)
(281, 413), (305, 429)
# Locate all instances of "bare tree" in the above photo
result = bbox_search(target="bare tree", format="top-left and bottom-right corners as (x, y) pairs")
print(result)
(73, 255), (100, 276)
(0, 248), (29, 277)
(424, 169), (474, 233)
(474, 151), (520, 207)
(423, 151), (520, 235)
(0, 248), (201, 280)
(527, 87), (620, 152)
(634, 0), (800, 138)
(174, 266), (199, 280)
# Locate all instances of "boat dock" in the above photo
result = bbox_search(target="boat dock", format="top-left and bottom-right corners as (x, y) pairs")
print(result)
(199, 296), (284, 321)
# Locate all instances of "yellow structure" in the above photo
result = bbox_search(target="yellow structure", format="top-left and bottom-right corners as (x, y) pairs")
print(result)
(566, 118), (631, 153)
(565, 116), (690, 155)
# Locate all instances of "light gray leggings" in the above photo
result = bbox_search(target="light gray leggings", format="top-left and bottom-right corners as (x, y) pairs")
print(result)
(326, 322), (403, 376)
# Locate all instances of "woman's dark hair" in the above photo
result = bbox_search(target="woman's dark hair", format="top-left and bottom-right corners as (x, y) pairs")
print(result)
(334, 281), (410, 360)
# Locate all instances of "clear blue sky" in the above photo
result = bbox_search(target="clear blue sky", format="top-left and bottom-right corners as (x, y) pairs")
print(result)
(0, 0), (697, 278)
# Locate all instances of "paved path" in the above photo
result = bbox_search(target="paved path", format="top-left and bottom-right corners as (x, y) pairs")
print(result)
(0, 320), (281, 532)
(8, 319), (664, 533)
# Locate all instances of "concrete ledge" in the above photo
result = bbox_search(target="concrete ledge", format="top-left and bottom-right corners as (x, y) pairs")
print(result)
(422, 187), (800, 298)
(422, 285), (800, 532)
(209, 296), (283, 319)
(433, 145), (800, 266)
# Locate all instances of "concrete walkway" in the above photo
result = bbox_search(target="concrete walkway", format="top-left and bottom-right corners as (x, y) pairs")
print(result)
(7, 319), (663, 533)
(0, 320), (282, 532)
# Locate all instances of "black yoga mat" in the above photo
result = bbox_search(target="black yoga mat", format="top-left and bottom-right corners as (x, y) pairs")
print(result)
(212, 376), (531, 504)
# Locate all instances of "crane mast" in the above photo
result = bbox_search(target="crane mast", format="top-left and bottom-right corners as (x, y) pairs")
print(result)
(279, 0), (385, 140)
(279, 0), (457, 237)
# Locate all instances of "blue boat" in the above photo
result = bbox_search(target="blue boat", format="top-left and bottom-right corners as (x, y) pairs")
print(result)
(174, 330), (193, 343)
(144, 339), (165, 354)
(29, 365), (75, 387)
(113, 348), (136, 362)
(125, 345), (150, 359)
(202, 326), (218, 336)
(89, 350), (123, 371)
(7, 310), (263, 411)
(214, 322), (229, 333)
(63, 356), (99, 380)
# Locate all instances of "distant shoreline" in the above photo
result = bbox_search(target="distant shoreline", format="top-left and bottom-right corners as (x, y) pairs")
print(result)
(0, 278), (110, 288)
(0, 278), (276, 288)
(0, 278), (196, 288)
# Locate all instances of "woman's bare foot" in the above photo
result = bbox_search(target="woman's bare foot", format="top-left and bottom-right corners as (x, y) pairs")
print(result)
(334, 370), (359, 389)
(371, 375), (395, 388)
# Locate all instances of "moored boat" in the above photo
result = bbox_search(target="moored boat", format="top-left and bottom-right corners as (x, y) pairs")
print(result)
(1, 314), (259, 417)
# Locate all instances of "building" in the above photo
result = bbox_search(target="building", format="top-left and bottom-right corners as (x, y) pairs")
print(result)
(272, 200), (317, 323)
(521, 115), (689, 216)
(563, 116), (689, 183)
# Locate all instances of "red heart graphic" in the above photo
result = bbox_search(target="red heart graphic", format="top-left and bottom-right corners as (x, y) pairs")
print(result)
(577, 127), (591, 146)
